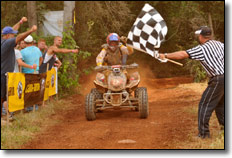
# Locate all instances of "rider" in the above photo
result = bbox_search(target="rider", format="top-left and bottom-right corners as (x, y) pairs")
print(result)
(96, 33), (130, 83)
(96, 33), (129, 66)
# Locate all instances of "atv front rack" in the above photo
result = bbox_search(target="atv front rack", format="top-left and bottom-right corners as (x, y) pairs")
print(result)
(95, 96), (139, 110)
(103, 92), (129, 106)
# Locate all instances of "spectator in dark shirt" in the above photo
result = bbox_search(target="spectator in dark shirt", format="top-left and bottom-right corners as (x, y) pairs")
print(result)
(1, 17), (37, 117)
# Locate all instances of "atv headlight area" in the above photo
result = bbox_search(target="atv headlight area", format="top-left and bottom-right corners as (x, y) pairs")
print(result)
(108, 73), (127, 91)
(96, 72), (105, 83)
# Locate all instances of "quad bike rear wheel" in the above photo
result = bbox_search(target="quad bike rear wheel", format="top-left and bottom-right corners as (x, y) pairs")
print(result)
(137, 87), (149, 118)
(85, 93), (96, 121)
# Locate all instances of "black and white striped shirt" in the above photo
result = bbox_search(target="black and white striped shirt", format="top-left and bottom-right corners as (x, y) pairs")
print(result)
(186, 40), (224, 77)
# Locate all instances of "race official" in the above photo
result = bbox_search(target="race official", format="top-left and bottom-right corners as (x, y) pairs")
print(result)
(159, 26), (224, 139)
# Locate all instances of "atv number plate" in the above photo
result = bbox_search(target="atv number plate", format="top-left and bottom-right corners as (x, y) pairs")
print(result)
(111, 93), (122, 105)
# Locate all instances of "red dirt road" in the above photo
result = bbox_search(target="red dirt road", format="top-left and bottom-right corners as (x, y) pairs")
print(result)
(22, 72), (203, 149)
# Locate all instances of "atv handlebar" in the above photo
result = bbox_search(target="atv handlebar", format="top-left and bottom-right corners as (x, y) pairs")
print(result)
(95, 63), (139, 72)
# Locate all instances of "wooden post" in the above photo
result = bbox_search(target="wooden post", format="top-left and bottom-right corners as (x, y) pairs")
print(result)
(42, 63), (49, 107)
(56, 94), (58, 101)
(46, 63), (49, 73)
(6, 73), (9, 126)
(6, 103), (9, 126)
(19, 66), (22, 73)
(55, 67), (58, 101)
(33, 68), (36, 112)
(19, 66), (23, 114)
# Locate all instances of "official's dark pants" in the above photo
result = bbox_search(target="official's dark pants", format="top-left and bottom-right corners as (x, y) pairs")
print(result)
(198, 75), (224, 137)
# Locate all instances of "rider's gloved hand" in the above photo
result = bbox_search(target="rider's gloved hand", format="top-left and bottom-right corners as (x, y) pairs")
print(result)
(97, 62), (102, 66)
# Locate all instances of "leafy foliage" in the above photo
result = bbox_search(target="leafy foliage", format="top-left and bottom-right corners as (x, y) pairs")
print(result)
(185, 60), (207, 82)
(57, 24), (92, 96)
(1, 1), (224, 88)
(74, 1), (224, 81)
(31, 23), (92, 97)
(74, 1), (135, 54)
(1, 1), (28, 32)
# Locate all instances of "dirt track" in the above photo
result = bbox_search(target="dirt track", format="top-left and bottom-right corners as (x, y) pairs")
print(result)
(22, 71), (203, 149)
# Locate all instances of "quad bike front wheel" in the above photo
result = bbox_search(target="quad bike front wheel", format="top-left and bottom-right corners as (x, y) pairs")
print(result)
(85, 93), (96, 121)
(91, 88), (103, 99)
(134, 87), (147, 111)
(90, 88), (103, 113)
(137, 87), (149, 118)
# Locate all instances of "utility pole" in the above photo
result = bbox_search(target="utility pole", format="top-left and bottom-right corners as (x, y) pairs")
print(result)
(208, 13), (215, 39)
(63, 1), (75, 32)
(27, 1), (37, 34)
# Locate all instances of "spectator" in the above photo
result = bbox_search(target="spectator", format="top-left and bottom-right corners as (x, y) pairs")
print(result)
(39, 36), (77, 73)
(38, 38), (62, 73)
(1, 17), (37, 118)
(38, 39), (48, 55)
(17, 40), (26, 51)
(1, 46), (36, 119)
(20, 35), (42, 112)
(53, 59), (62, 69)
(14, 47), (37, 73)
(21, 35), (43, 74)
(33, 40), (37, 46)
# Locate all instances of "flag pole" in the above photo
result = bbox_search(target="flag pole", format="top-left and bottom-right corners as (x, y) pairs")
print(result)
(127, 44), (183, 66)
(166, 59), (183, 66)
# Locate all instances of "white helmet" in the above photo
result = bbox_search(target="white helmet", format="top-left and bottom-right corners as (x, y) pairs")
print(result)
(24, 35), (33, 43)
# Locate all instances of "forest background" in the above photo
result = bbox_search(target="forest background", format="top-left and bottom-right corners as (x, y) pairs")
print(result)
(1, 1), (225, 96)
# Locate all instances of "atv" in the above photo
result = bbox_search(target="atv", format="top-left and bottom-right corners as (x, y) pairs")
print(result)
(85, 63), (149, 121)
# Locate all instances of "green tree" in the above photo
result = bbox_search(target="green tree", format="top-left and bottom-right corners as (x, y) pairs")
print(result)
(75, 1), (134, 53)
(1, 1), (224, 84)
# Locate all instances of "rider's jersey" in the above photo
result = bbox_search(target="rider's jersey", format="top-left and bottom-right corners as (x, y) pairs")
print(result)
(96, 43), (129, 66)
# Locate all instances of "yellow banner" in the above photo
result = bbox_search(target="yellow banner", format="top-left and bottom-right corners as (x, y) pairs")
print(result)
(7, 73), (25, 112)
(48, 68), (57, 96)
(44, 68), (57, 100)
(44, 72), (50, 101)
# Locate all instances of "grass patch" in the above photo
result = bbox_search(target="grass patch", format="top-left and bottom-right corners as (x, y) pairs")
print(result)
(181, 108), (225, 149)
(1, 98), (68, 149)
(175, 82), (224, 149)
(177, 82), (208, 94)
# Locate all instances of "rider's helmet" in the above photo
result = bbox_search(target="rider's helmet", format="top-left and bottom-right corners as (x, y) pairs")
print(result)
(106, 33), (120, 52)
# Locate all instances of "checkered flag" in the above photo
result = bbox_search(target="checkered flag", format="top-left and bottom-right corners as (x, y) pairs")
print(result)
(127, 3), (168, 58)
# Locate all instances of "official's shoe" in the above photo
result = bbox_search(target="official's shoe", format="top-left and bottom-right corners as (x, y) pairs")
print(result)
(197, 133), (210, 139)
